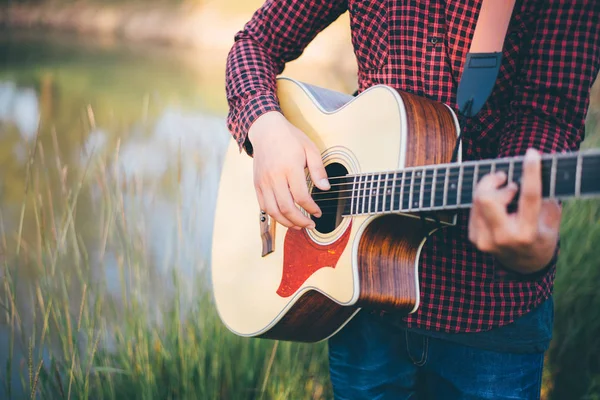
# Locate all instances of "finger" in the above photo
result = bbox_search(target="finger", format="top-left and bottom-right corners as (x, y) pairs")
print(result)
(305, 145), (330, 191)
(288, 168), (322, 218)
(518, 148), (543, 229)
(473, 172), (512, 229)
(272, 178), (315, 229)
(261, 186), (296, 229)
(496, 181), (519, 205)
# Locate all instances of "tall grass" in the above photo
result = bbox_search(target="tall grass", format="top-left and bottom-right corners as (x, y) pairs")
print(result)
(546, 112), (600, 400)
(0, 129), (332, 399)
(1, 90), (600, 399)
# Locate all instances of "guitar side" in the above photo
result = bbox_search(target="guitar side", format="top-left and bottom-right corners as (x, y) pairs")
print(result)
(211, 78), (459, 342)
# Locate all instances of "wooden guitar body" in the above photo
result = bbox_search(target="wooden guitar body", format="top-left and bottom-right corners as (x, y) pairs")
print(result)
(211, 78), (460, 342)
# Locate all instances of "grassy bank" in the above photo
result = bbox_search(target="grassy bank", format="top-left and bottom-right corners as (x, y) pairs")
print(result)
(1, 108), (599, 400)
(0, 131), (333, 399)
(0, 73), (599, 399)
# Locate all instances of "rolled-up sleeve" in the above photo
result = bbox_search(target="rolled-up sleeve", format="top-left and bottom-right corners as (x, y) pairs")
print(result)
(225, 0), (348, 155)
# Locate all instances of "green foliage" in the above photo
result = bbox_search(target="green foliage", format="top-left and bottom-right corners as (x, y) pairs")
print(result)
(547, 116), (600, 400)
(0, 30), (599, 400)
(0, 137), (332, 399)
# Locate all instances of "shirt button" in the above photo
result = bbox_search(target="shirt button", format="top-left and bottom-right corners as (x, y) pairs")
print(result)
(430, 37), (439, 45)
(509, 31), (520, 40)
(474, 124), (482, 132)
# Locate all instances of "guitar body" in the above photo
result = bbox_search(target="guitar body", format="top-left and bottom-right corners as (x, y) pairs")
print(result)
(211, 78), (460, 342)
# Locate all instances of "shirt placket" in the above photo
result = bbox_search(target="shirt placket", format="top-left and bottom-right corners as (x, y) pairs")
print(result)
(424, 0), (445, 98)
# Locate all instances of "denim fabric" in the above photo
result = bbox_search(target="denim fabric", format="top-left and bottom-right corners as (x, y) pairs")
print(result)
(328, 306), (548, 400)
(398, 297), (554, 354)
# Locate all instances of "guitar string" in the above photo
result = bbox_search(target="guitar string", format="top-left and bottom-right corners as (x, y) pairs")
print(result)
(305, 173), (597, 212)
(305, 158), (594, 199)
(314, 151), (600, 185)
(254, 158), (596, 213)
(310, 157), (592, 189)
(300, 184), (594, 215)
(309, 177), (594, 214)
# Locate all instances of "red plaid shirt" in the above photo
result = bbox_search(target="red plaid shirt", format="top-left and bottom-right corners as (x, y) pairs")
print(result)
(225, 0), (600, 333)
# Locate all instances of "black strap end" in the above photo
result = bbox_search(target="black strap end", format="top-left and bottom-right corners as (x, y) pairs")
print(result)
(456, 52), (503, 118)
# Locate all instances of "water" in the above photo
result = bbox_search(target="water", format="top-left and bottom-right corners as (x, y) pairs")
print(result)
(0, 29), (231, 396)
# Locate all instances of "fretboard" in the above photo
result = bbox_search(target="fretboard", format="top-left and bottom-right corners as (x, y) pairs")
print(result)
(342, 150), (600, 217)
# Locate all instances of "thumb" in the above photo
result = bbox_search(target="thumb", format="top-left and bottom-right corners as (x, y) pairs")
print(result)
(305, 146), (330, 191)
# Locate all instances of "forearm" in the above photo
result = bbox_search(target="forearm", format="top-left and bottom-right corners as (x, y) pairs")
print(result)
(225, 36), (283, 155)
(224, 0), (348, 155)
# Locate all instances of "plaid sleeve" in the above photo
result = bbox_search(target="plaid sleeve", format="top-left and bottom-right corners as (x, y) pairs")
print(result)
(225, 0), (348, 155)
(494, 2), (600, 276)
(498, 1), (600, 158)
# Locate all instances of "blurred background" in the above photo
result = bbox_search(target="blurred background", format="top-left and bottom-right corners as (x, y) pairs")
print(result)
(0, 1), (598, 399)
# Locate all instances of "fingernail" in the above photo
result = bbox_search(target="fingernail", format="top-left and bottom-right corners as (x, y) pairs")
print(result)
(525, 148), (541, 161)
(320, 179), (330, 190)
(314, 212), (322, 218)
(309, 224), (316, 230)
(497, 171), (507, 180)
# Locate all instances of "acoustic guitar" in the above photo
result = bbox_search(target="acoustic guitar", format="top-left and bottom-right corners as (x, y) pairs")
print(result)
(211, 77), (600, 343)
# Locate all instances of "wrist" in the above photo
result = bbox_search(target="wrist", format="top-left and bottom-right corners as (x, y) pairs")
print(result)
(495, 242), (558, 275)
(247, 111), (285, 145)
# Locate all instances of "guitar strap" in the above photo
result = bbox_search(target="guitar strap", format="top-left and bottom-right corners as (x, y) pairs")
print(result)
(450, 0), (517, 164)
(456, 0), (517, 117)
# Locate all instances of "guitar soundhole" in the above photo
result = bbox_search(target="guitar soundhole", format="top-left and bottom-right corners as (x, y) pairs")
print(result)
(311, 163), (350, 234)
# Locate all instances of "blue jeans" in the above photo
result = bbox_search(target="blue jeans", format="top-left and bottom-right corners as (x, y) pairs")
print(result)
(328, 310), (545, 400)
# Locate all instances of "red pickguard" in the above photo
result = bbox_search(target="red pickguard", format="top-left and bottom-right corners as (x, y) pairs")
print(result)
(277, 223), (352, 298)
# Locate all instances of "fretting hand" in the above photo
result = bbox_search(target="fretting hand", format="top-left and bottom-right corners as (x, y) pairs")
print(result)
(468, 148), (562, 274)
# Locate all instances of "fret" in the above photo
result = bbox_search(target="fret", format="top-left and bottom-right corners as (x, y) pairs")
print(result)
(419, 169), (426, 210)
(391, 172), (398, 212)
(407, 170), (415, 211)
(434, 166), (445, 208)
(350, 175), (358, 215)
(430, 167), (438, 208)
(490, 160), (497, 174)
(399, 171), (406, 211)
(555, 157), (577, 197)
(550, 156), (557, 198)
(382, 172), (389, 212)
(374, 174), (381, 213)
(343, 175), (354, 216)
(495, 161), (510, 177)
(508, 159), (515, 184)
(411, 170), (423, 210)
(460, 164), (476, 206)
(446, 166), (460, 207)
(472, 163), (480, 200)
(581, 154), (600, 195)
(367, 174), (374, 214)
(353, 175), (358, 215)
(381, 173), (387, 211)
(387, 173), (395, 212)
(360, 174), (367, 215)
(575, 153), (583, 197)
(422, 168), (434, 210)
(456, 164), (464, 206)
(541, 159), (552, 198)
(478, 162), (492, 180)
(442, 166), (450, 208)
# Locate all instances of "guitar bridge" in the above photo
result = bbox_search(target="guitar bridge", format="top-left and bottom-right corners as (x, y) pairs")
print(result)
(260, 211), (276, 257)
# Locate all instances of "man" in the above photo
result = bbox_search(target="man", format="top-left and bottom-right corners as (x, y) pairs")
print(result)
(225, 1), (600, 398)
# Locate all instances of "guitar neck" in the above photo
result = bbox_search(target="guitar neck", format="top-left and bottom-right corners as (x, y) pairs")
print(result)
(343, 150), (600, 217)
